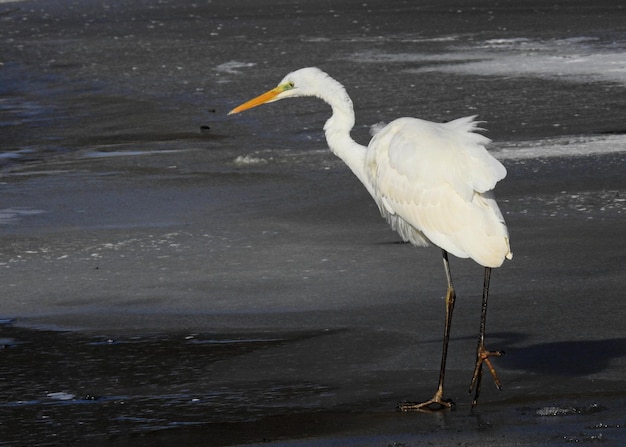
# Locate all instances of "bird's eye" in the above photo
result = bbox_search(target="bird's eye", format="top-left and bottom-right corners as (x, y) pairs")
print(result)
(288, 81), (295, 88)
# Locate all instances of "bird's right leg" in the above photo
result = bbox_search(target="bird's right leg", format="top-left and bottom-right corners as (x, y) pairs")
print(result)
(469, 267), (504, 407)
(398, 250), (456, 412)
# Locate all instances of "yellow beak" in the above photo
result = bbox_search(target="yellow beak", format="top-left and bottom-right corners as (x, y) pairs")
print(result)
(228, 86), (283, 115)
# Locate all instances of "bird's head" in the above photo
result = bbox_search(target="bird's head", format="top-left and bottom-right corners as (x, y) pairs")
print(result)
(228, 67), (327, 115)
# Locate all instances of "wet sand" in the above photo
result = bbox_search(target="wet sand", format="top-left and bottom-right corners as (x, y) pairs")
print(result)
(1, 0), (626, 445)
(1, 132), (624, 446)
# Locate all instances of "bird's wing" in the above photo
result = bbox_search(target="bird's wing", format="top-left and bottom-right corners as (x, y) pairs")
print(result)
(382, 117), (505, 198)
(366, 116), (510, 266)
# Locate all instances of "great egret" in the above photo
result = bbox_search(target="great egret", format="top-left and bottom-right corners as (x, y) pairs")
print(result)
(229, 67), (512, 410)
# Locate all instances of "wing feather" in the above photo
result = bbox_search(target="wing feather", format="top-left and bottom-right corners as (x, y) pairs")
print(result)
(366, 116), (512, 267)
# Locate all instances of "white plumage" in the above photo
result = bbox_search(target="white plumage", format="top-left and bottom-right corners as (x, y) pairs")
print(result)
(367, 116), (511, 267)
(229, 67), (512, 410)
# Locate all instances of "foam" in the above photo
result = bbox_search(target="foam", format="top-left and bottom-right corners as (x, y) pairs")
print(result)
(214, 61), (257, 75)
(350, 37), (626, 86)
(494, 134), (626, 160)
(0, 207), (47, 225)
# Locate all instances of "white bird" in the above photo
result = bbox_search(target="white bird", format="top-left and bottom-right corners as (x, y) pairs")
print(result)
(229, 67), (512, 410)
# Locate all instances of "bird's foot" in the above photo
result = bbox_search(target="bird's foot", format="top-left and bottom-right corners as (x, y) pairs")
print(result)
(471, 344), (504, 390)
(469, 344), (504, 406)
(397, 392), (455, 412)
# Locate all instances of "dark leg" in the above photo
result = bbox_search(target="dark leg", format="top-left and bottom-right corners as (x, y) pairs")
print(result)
(469, 267), (504, 407)
(398, 250), (456, 412)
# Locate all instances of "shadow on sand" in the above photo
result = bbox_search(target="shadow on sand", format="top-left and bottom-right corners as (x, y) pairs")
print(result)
(493, 332), (626, 376)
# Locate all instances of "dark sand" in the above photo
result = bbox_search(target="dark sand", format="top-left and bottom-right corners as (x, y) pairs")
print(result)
(1, 0), (626, 445)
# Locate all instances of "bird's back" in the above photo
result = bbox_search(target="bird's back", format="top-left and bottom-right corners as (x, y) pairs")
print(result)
(366, 116), (512, 268)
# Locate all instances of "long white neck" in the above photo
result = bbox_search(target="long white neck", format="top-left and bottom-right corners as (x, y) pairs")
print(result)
(316, 78), (373, 197)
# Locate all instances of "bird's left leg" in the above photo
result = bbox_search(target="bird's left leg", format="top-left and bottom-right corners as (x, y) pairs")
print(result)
(398, 250), (456, 412)
(469, 267), (504, 407)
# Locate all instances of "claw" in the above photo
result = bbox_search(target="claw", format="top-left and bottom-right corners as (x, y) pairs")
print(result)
(470, 344), (504, 406)
(397, 397), (455, 412)
(397, 389), (455, 412)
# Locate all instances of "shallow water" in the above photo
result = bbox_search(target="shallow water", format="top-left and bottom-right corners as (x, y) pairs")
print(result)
(2, 321), (626, 446)
(0, 324), (335, 444)
(1, 0), (626, 445)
